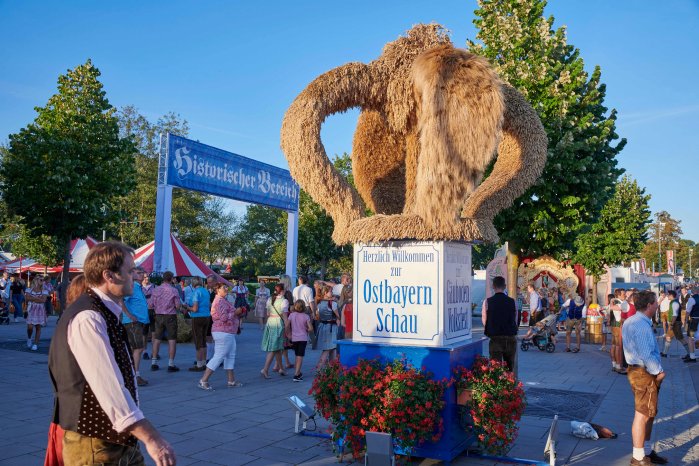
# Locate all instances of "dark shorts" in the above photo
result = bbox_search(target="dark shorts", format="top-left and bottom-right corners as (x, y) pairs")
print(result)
(124, 322), (146, 350)
(291, 340), (308, 357)
(145, 309), (156, 334)
(191, 317), (210, 349)
(488, 335), (517, 372)
(672, 320), (684, 340)
(154, 314), (177, 341)
(627, 366), (659, 418)
(688, 318), (699, 338)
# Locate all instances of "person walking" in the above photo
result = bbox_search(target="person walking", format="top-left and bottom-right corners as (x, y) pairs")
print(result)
(686, 287), (699, 363)
(122, 267), (150, 387)
(254, 278), (270, 329)
(481, 276), (518, 373)
(25, 276), (49, 351)
(150, 271), (182, 372)
(260, 283), (289, 379)
(622, 290), (668, 466)
(315, 286), (340, 369)
(565, 295), (585, 353)
(527, 284), (540, 326)
(660, 290), (692, 359)
(186, 277), (211, 372)
(198, 283), (244, 390)
(48, 241), (176, 466)
(287, 300), (312, 381)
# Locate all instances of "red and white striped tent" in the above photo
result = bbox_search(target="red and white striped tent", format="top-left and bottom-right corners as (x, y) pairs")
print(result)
(0, 257), (37, 273)
(134, 234), (230, 283)
(28, 237), (100, 274)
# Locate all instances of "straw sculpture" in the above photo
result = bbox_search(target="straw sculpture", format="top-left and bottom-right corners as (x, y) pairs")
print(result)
(281, 24), (547, 245)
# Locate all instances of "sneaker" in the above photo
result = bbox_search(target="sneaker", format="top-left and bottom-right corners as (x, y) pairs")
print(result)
(142, 352), (149, 360)
(151, 364), (160, 371)
(188, 365), (205, 372)
(167, 365), (180, 372)
(646, 450), (668, 464)
(682, 354), (691, 361)
(26, 338), (32, 348)
(684, 357), (697, 363)
(136, 376), (149, 387)
(293, 373), (303, 382)
(31, 344), (38, 351)
(198, 380), (213, 391)
(630, 456), (652, 465)
(660, 353), (667, 358)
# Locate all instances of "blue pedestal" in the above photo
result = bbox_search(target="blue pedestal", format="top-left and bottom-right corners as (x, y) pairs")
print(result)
(337, 338), (485, 462)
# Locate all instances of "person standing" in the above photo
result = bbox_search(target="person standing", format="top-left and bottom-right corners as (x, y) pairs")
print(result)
(198, 283), (244, 390)
(10, 274), (26, 322)
(685, 287), (699, 363)
(565, 295), (584, 353)
(186, 277), (211, 372)
(292, 275), (316, 321)
(527, 284), (540, 326)
(48, 241), (176, 466)
(332, 273), (351, 299)
(622, 290), (668, 466)
(254, 278), (270, 329)
(122, 267), (150, 387)
(287, 300), (312, 381)
(141, 274), (155, 360)
(482, 276), (518, 373)
(25, 276), (48, 351)
(658, 291), (670, 336)
(150, 271), (182, 372)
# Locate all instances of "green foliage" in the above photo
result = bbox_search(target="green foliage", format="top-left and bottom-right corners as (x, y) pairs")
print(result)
(468, 0), (625, 258)
(640, 211), (684, 274)
(0, 60), (135, 281)
(473, 243), (499, 269)
(573, 176), (651, 279)
(3, 221), (63, 268)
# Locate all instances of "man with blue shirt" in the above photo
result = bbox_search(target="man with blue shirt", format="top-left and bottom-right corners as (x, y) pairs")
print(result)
(622, 290), (667, 466)
(186, 277), (211, 371)
(122, 266), (150, 387)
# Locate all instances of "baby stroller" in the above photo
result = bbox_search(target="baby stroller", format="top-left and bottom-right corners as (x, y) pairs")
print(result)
(521, 313), (558, 353)
(0, 301), (9, 325)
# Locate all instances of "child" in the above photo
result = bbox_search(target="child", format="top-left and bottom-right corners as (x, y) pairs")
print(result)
(287, 300), (313, 382)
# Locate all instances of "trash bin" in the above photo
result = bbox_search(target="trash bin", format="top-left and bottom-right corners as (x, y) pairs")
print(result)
(586, 315), (603, 335)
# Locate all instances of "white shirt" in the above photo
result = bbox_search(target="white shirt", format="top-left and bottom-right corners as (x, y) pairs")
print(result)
(332, 283), (344, 298)
(529, 291), (540, 311)
(293, 284), (314, 307)
(67, 288), (143, 433)
(659, 297), (670, 312)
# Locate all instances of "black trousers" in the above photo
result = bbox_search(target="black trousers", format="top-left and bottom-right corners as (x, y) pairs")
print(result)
(489, 335), (517, 373)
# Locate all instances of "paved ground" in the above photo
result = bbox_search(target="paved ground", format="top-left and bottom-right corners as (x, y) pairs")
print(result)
(0, 317), (697, 466)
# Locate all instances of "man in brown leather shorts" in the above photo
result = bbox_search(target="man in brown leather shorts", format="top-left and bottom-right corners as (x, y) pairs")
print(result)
(622, 290), (668, 465)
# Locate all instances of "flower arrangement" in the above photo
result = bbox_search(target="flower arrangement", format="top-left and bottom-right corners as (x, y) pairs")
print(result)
(310, 358), (448, 459)
(453, 356), (526, 454)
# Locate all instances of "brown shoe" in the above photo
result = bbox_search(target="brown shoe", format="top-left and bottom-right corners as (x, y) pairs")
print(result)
(630, 456), (652, 465)
(136, 376), (149, 387)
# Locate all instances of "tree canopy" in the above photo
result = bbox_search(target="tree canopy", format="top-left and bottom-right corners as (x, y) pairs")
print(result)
(468, 0), (625, 258)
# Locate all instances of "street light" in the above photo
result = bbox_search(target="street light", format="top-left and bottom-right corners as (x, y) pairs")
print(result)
(657, 222), (665, 275)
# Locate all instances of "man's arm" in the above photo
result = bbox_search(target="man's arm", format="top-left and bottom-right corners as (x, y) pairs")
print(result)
(481, 299), (488, 327)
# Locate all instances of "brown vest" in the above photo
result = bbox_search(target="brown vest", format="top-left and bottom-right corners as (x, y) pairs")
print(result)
(48, 289), (138, 446)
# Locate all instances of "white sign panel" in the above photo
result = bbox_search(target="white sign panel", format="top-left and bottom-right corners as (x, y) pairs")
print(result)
(353, 241), (472, 347)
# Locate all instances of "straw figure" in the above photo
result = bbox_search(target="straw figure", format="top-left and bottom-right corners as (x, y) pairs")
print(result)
(281, 24), (547, 245)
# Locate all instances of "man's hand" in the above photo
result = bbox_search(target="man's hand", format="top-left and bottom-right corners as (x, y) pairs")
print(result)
(655, 372), (665, 384)
(127, 419), (176, 466)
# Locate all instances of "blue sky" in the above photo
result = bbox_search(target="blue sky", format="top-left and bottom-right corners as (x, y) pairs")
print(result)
(1, 0), (698, 240)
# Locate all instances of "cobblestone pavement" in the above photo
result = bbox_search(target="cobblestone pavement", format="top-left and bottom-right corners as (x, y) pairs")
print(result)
(0, 317), (696, 465)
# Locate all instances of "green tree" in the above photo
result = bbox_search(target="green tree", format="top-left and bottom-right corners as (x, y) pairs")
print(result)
(8, 224), (63, 274)
(573, 176), (651, 301)
(641, 211), (683, 274)
(468, 0), (625, 260)
(235, 204), (286, 277)
(0, 60), (135, 306)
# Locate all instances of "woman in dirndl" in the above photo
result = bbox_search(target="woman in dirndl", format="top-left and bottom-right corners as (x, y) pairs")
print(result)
(315, 285), (340, 368)
(232, 279), (250, 316)
(254, 279), (270, 329)
(260, 283), (289, 378)
(25, 276), (49, 351)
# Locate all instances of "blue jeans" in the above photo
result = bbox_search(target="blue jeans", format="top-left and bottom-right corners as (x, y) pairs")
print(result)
(11, 295), (23, 318)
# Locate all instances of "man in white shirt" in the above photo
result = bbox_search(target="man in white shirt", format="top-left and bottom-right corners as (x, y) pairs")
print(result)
(48, 242), (175, 466)
(332, 273), (351, 299)
(658, 291), (670, 335)
(293, 275), (317, 316)
(527, 284), (540, 326)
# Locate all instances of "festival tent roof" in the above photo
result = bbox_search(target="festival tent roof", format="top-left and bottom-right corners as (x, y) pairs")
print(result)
(28, 237), (100, 274)
(134, 234), (231, 284)
(0, 257), (37, 273)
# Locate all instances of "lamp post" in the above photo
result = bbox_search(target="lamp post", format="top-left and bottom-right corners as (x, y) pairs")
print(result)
(690, 248), (693, 281)
(657, 222), (665, 275)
